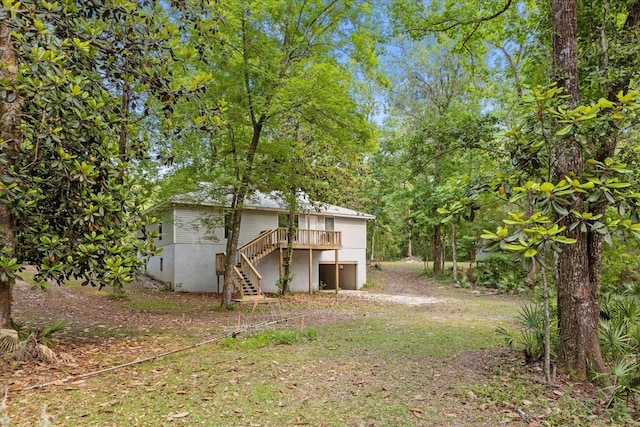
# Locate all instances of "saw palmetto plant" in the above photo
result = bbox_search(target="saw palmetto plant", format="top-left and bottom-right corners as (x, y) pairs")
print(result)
(0, 320), (66, 363)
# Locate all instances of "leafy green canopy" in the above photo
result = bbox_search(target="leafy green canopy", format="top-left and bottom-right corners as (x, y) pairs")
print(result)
(0, 0), (170, 288)
(484, 86), (640, 261)
(150, 0), (378, 204)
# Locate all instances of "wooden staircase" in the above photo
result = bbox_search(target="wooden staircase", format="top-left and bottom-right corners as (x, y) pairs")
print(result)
(222, 227), (342, 301)
(232, 229), (280, 300)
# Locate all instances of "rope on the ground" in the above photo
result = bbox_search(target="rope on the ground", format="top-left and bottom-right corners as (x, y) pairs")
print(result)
(19, 314), (306, 391)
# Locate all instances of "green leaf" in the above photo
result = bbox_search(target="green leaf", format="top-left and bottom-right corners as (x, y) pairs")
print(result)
(556, 124), (573, 136)
(553, 236), (577, 244)
(540, 182), (554, 192)
(504, 243), (526, 251)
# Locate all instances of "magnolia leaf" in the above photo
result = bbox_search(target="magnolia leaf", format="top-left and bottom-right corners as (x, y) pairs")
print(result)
(540, 182), (554, 192)
(524, 248), (538, 258)
(579, 181), (595, 190)
(552, 201), (569, 216)
(503, 243), (526, 251)
(606, 182), (631, 189)
(556, 124), (573, 136)
(441, 215), (453, 224)
(604, 191), (616, 204)
(587, 191), (601, 203)
(480, 232), (498, 240)
(596, 98), (614, 109)
(553, 236), (577, 244)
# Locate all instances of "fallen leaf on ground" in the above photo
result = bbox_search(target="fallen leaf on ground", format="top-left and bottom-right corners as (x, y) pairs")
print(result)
(167, 412), (189, 420)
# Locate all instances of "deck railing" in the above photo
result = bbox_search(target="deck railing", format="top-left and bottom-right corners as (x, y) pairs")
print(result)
(237, 228), (341, 264)
(276, 228), (342, 248)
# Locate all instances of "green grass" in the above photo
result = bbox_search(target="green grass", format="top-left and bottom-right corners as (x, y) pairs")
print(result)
(5, 262), (636, 426)
(221, 328), (318, 349)
(3, 299), (516, 426)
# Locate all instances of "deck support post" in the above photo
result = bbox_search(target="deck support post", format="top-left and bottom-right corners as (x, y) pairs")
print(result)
(309, 249), (313, 294)
(335, 249), (339, 294)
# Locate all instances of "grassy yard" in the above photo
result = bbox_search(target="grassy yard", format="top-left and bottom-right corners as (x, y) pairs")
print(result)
(2, 262), (632, 426)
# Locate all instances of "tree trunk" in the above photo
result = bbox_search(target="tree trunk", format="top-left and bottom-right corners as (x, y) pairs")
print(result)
(451, 222), (458, 283)
(551, 0), (606, 378)
(0, 24), (18, 328)
(221, 10), (270, 307)
(370, 223), (375, 262)
(0, 203), (12, 327)
(432, 224), (443, 276)
(281, 203), (296, 295)
(221, 110), (264, 306)
(525, 190), (538, 287)
(406, 207), (413, 257)
(222, 191), (244, 306)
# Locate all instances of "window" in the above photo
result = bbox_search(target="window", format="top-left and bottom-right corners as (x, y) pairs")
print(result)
(325, 217), (334, 231)
(158, 223), (163, 241)
(224, 212), (231, 239)
(160, 257), (163, 272)
(278, 214), (299, 228)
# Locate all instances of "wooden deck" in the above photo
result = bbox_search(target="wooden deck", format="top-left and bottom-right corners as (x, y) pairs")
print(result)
(219, 227), (343, 300)
(278, 228), (342, 250)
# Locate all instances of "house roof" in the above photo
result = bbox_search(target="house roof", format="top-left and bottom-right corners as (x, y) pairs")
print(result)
(165, 189), (376, 220)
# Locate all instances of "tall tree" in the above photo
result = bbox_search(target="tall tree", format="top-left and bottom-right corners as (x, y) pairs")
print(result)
(0, 0), (171, 327)
(261, 105), (372, 293)
(153, 0), (377, 306)
(550, 0), (640, 378)
(396, 0), (640, 379)
(548, 0), (606, 377)
(380, 37), (494, 272)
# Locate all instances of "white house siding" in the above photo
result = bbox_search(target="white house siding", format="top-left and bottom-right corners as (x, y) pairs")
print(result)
(290, 250), (320, 292)
(336, 217), (366, 249)
(255, 250), (320, 293)
(146, 244), (175, 286)
(174, 206), (225, 244)
(317, 217), (369, 289)
(173, 243), (227, 292)
(239, 210), (278, 246)
(149, 208), (175, 247)
(254, 251), (280, 293)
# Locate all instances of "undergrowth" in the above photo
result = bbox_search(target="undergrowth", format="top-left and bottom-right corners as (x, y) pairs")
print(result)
(220, 328), (317, 349)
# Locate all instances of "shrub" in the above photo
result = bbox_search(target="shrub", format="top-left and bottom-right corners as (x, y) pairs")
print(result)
(601, 240), (640, 288)
(497, 302), (558, 363)
(597, 284), (640, 406)
(473, 252), (528, 294)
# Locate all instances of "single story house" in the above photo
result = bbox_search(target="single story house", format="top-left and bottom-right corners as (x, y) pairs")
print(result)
(144, 190), (375, 296)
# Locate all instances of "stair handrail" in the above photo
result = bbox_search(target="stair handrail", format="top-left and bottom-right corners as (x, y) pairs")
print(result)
(232, 265), (244, 296)
(237, 228), (279, 263)
(240, 253), (262, 293)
